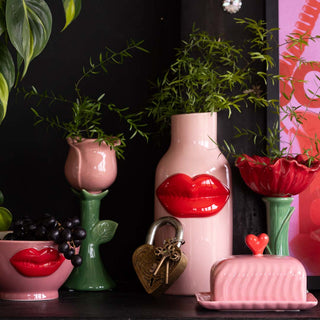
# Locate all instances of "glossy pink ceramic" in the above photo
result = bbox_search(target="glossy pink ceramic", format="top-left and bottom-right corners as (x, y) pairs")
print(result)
(245, 233), (269, 256)
(0, 241), (74, 301)
(211, 255), (307, 302)
(64, 138), (117, 193)
(235, 154), (320, 197)
(154, 112), (233, 295)
(196, 292), (317, 311)
(156, 173), (230, 218)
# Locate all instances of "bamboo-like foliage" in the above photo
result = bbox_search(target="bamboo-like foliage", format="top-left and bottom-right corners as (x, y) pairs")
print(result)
(225, 30), (320, 165)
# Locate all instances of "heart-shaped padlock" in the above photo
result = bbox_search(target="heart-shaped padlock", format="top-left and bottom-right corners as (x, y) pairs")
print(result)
(132, 216), (187, 295)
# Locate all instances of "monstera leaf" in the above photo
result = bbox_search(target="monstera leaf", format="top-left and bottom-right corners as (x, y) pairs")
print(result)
(6, 0), (52, 78)
(62, 0), (81, 31)
(92, 220), (118, 245)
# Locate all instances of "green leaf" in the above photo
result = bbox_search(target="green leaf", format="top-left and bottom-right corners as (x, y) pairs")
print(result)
(0, 42), (15, 90)
(0, 42), (14, 123)
(61, 0), (81, 31)
(92, 220), (118, 245)
(0, 72), (9, 123)
(0, 0), (6, 36)
(6, 0), (52, 78)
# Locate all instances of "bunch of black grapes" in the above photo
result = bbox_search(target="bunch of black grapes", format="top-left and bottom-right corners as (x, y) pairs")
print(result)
(4, 214), (86, 267)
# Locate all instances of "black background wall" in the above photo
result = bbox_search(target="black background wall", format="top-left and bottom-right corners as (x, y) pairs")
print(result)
(0, 0), (269, 288)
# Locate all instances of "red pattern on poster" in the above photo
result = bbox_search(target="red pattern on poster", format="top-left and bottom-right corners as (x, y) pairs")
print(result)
(280, 0), (320, 275)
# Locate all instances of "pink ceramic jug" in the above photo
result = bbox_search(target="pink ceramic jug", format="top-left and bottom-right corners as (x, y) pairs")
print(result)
(154, 112), (233, 295)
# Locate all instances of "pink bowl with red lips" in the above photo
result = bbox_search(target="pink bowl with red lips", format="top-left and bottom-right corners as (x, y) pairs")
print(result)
(0, 240), (74, 301)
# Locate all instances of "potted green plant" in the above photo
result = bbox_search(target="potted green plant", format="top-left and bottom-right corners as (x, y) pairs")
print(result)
(232, 116), (320, 256)
(146, 18), (276, 295)
(218, 31), (320, 257)
(25, 40), (148, 193)
(23, 39), (148, 291)
(0, 0), (81, 124)
(27, 40), (148, 159)
(147, 19), (274, 131)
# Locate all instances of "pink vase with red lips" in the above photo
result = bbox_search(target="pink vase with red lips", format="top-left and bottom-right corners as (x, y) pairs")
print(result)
(154, 112), (233, 295)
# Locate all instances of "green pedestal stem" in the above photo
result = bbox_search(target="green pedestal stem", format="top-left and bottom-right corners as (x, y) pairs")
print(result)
(262, 196), (295, 256)
(65, 189), (118, 291)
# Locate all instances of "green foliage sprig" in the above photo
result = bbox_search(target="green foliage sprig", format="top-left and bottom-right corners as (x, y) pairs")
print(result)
(25, 40), (149, 159)
(0, 0), (82, 124)
(218, 28), (320, 166)
(151, 17), (320, 166)
(147, 19), (278, 132)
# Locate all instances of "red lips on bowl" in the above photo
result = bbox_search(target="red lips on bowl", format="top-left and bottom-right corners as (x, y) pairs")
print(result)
(156, 173), (230, 218)
(235, 154), (320, 197)
(10, 247), (65, 277)
(0, 240), (75, 301)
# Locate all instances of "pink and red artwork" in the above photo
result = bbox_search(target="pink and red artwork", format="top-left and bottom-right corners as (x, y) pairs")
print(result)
(279, 0), (320, 275)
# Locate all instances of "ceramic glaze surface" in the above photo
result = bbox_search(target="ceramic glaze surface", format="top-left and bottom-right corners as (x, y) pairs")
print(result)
(235, 154), (320, 197)
(245, 233), (269, 256)
(0, 241), (74, 301)
(196, 292), (317, 311)
(64, 138), (117, 193)
(156, 173), (230, 218)
(10, 247), (65, 277)
(154, 112), (233, 295)
(65, 190), (118, 291)
(211, 255), (307, 302)
(263, 197), (294, 256)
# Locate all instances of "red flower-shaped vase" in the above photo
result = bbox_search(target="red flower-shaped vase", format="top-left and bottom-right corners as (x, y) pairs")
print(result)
(235, 154), (320, 197)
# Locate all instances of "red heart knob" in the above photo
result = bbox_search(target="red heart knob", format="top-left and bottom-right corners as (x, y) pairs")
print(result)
(245, 233), (269, 256)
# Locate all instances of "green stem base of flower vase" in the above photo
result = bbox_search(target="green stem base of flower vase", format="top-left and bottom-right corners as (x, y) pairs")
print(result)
(262, 196), (295, 256)
(65, 189), (118, 291)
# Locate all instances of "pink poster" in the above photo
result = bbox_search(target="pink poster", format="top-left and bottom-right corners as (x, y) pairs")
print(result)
(279, 0), (320, 275)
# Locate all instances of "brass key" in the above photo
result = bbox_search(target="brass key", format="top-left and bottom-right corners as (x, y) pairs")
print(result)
(132, 216), (187, 295)
(153, 252), (169, 276)
(153, 239), (182, 283)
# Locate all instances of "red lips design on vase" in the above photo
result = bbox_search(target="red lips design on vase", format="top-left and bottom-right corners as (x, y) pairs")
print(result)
(156, 173), (230, 218)
(10, 248), (65, 277)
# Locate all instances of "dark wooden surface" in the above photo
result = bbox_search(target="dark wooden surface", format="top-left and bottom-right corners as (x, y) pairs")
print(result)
(0, 288), (319, 320)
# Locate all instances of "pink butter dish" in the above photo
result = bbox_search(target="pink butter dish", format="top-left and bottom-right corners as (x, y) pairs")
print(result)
(196, 233), (318, 311)
(195, 292), (317, 311)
